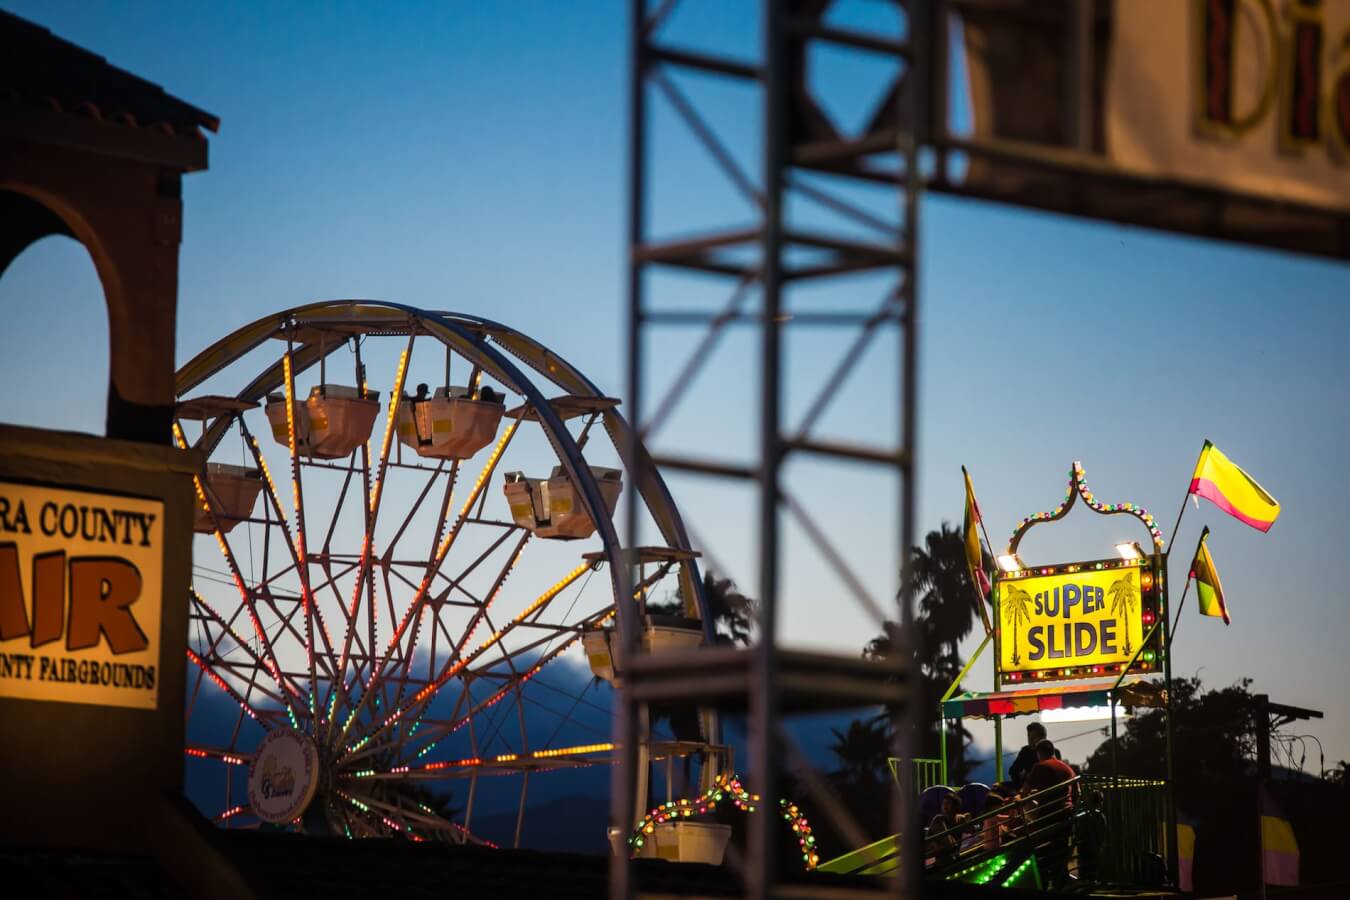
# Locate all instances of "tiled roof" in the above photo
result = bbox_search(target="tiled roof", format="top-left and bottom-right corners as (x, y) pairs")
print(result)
(0, 9), (218, 140)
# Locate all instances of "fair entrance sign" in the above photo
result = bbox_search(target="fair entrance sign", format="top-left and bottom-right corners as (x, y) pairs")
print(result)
(0, 481), (164, 709)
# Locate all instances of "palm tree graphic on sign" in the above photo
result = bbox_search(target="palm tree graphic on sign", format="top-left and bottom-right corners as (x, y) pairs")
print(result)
(1108, 571), (1140, 655)
(1002, 584), (1032, 665)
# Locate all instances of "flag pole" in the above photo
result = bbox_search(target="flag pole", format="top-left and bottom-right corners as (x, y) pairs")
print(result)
(969, 474), (1000, 575)
(962, 465), (995, 637)
(1167, 528), (1208, 652)
(962, 465), (1003, 781)
(1166, 572), (1194, 653)
(1166, 491), (1191, 559)
(1166, 442), (1207, 556)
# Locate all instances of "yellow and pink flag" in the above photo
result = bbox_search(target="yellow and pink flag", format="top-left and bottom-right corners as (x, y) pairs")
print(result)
(1261, 786), (1299, 887)
(1189, 441), (1280, 532)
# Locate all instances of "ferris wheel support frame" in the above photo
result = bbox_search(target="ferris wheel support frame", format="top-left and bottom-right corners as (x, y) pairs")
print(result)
(177, 299), (718, 844)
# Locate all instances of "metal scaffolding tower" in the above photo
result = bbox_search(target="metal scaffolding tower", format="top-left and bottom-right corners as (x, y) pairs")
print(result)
(616, 2), (930, 896)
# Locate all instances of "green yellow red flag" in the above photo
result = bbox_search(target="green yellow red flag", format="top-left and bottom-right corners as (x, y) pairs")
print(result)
(1190, 526), (1229, 625)
(1189, 441), (1280, 532)
(962, 466), (993, 635)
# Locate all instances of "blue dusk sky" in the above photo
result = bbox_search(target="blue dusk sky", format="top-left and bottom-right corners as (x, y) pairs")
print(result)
(3, 0), (1348, 785)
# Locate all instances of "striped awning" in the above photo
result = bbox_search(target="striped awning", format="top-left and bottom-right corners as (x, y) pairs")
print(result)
(941, 679), (1165, 720)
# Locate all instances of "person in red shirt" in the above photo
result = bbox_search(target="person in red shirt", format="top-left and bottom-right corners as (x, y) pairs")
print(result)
(1022, 739), (1075, 810)
(1020, 739), (1075, 888)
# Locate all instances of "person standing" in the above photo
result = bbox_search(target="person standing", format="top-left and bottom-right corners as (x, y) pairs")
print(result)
(1009, 721), (1048, 787)
(1021, 739), (1076, 888)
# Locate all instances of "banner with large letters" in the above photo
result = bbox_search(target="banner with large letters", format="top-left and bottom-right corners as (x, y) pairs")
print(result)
(1109, 0), (1350, 211)
(995, 556), (1164, 683)
(0, 480), (163, 709)
(954, 0), (1350, 259)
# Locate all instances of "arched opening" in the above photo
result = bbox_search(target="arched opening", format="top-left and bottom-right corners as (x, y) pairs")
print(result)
(0, 189), (110, 435)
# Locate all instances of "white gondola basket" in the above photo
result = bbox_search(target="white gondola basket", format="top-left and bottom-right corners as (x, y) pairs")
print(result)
(608, 821), (732, 865)
(395, 387), (505, 460)
(583, 614), (704, 684)
(193, 463), (264, 534)
(264, 385), (381, 459)
(502, 465), (622, 540)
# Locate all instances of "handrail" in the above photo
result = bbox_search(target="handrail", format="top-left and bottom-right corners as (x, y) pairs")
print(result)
(923, 775), (1081, 873)
(886, 757), (944, 795)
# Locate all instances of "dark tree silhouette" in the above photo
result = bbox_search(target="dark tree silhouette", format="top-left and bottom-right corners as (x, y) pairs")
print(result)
(1084, 676), (1258, 787)
(646, 569), (754, 646)
(861, 522), (992, 785)
(827, 715), (892, 784)
(1084, 676), (1350, 897)
(644, 571), (756, 748)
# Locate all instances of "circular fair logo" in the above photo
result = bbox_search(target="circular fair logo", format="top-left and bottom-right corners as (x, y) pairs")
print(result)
(248, 728), (320, 824)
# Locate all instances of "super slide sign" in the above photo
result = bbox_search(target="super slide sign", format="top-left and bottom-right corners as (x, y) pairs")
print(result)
(996, 558), (1159, 683)
(0, 481), (163, 709)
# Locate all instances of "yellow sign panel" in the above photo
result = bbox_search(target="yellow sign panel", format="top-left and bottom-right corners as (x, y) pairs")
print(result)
(0, 481), (163, 709)
(997, 563), (1145, 676)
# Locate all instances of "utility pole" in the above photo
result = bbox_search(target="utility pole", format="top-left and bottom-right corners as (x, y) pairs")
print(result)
(1251, 693), (1321, 900)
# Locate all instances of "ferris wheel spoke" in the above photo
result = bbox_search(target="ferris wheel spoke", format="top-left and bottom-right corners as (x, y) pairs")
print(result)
(319, 452), (360, 555)
(379, 460), (449, 562)
(179, 445), (302, 717)
(329, 336), (415, 726)
(332, 339), (415, 727)
(391, 619), (605, 764)
(335, 788), (423, 840)
(530, 672), (614, 720)
(526, 689), (613, 746)
(429, 524), (523, 608)
(339, 560), (592, 761)
(253, 589), (321, 672)
(324, 470), (378, 731)
(193, 548), (301, 725)
(337, 788), (456, 835)
(187, 647), (270, 725)
(185, 745), (251, 766)
(391, 529), (531, 715)
(206, 656), (295, 709)
(216, 805), (251, 824)
(241, 413), (355, 730)
(332, 414), (523, 750)
(191, 590), (307, 704)
(281, 344), (323, 722)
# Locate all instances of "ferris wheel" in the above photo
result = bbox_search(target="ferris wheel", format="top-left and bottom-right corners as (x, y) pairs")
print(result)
(175, 301), (716, 844)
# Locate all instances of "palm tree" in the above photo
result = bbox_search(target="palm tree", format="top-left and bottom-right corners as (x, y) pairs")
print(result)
(1002, 584), (1032, 666)
(1108, 572), (1139, 655)
(911, 524), (989, 661)
(861, 524), (993, 784)
(828, 716), (892, 783)
(647, 570), (754, 646)
(645, 571), (756, 747)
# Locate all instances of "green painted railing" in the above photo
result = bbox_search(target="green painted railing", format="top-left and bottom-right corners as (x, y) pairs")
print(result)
(1080, 774), (1169, 887)
(887, 757), (944, 795)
